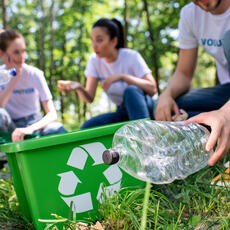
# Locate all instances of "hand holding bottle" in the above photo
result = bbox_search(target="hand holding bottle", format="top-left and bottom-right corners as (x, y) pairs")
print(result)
(2, 53), (22, 78)
(187, 106), (230, 166)
(0, 68), (17, 85)
(57, 80), (81, 93)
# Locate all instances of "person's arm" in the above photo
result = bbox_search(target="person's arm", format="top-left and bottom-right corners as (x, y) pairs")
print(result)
(0, 75), (20, 107)
(101, 73), (157, 96)
(0, 53), (22, 107)
(187, 100), (230, 166)
(76, 76), (98, 103)
(11, 99), (57, 142)
(57, 76), (99, 103)
(155, 48), (198, 121)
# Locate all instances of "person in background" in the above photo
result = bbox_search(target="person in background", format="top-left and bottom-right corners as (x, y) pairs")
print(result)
(0, 29), (6, 64)
(155, 0), (230, 166)
(0, 29), (66, 142)
(58, 18), (157, 129)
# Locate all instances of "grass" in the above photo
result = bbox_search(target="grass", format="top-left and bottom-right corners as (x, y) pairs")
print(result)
(0, 160), (230, 230)
(97, 164), (230, 230)
(0, 168), (34, 230)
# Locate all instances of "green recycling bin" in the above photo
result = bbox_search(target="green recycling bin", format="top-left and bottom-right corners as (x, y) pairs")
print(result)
(0, 121), (145, 230)
(0, 131), (39, 169)
(0, 131), (39, 143)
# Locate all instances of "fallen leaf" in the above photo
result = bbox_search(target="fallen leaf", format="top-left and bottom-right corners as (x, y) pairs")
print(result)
(90, 221), (104, 230)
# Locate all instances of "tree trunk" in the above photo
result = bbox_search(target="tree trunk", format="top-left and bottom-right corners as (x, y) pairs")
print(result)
(215, 67), (219, 85)
(143, 0), (160, 93)
(49, 0), (55, 93)
(60, 36), (67, 121)
(75, 21), (87, 124)
(39, 0), (47, 75)
(123, 0), (129, 48)
(2, 0), (9, 29)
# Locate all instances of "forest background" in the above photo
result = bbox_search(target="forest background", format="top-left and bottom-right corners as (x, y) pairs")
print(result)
(0, 0), (216, 130)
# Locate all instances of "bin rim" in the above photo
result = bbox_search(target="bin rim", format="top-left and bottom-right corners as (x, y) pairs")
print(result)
(0, 121), (129, 153)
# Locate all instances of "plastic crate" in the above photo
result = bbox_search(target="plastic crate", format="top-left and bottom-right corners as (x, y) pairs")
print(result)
(0, 122), (144, 229)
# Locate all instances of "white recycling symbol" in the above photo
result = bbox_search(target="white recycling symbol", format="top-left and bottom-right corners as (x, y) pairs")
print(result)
(57, 142), (122, 213)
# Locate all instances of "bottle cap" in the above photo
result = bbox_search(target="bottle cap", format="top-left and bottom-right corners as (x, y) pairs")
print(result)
(9, 68), (17, 76)
(102, 149), (120, 165)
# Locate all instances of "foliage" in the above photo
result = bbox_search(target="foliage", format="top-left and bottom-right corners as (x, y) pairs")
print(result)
(97, 162), (230, 230)
(0, 0), (216, 129)
(0, 171), (34, 229)
(1, 158), (229, 229)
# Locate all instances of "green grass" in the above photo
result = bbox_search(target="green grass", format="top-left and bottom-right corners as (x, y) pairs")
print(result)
(0, 168), (34, 230)
(0, 160), (230, 230)
(97, 164), (230, 230)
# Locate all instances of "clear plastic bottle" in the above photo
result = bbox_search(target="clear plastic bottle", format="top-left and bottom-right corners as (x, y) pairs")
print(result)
(103, 120), (212, 184)
(0, 68), (17, 85)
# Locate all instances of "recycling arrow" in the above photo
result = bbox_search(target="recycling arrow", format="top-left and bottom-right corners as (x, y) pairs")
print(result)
(57, 142), (123, 213)
(81, 142), (105, 166)
(58, 171), (81, 195)
(61, 192), (93, 213)
(67, 147), (88, 170)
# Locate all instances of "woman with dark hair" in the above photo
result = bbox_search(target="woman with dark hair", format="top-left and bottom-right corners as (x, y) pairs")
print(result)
(58, 18), (157, 129)
(0, 29), (66, 142)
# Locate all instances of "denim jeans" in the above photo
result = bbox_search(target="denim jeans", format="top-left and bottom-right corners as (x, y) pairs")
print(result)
(175, 30), (230, 118)
(224, 30), (230, 76)
(176, 83), (230, 118)
(0, 108), (66, 136)
(81, 85), (155, 129)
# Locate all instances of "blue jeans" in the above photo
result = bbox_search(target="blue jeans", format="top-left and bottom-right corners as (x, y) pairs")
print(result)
(0, 108), (66, 136)
(81, 85), (155, 129)
(176, 83), (230, 118)
(175, 30), (230, 118)
(224, 30), (230, 76)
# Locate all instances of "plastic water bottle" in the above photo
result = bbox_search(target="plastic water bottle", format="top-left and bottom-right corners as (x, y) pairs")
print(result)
(103, 120), (212, 184)
(0, 68), (17, 85)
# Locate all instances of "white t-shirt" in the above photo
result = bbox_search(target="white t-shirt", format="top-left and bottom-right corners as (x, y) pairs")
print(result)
(179, 2), (230, 84)
(84, 48), (152, 106)
(0, 63), (52, 119)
